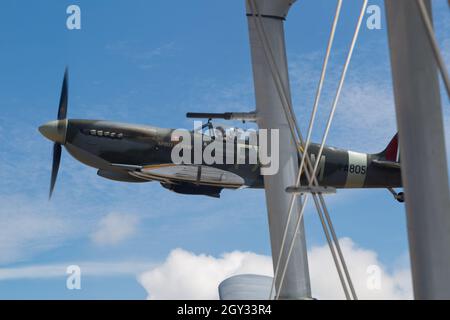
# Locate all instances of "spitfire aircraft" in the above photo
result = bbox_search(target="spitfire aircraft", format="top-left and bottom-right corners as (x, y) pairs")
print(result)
(39, 70), (403, 202)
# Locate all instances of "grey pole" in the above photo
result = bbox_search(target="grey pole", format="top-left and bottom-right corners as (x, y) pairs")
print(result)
(245, 0), (311, 299)
(385, 0), (450, 299)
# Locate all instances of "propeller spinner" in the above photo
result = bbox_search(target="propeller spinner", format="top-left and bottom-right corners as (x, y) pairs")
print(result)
(38, 68), (69, 199)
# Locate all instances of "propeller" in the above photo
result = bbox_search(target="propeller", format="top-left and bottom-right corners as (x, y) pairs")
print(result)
(48, 68), (68, 199)
(50, 143), (62, 199)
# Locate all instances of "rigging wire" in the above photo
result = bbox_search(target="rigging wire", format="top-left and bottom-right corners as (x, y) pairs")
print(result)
(247, 0), (354, 300)
(274, 0), (369, 300)
(416, 0), (450, 100)
(248, 0), (359, 297)
(247, 0), (358, 300)
(266, 0), (348, 300)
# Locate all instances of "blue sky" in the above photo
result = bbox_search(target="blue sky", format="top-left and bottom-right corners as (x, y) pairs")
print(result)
(0, 0), (448, 299)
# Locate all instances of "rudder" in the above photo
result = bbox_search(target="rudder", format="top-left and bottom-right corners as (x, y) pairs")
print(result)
(378, 133), (400, 162)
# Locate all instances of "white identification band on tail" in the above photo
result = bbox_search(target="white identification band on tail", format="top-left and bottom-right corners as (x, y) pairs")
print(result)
(345, 151), (367, 188)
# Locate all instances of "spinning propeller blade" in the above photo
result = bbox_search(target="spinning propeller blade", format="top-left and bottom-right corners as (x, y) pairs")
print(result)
(40, 68), (69, 199)
(58, 68), (68, 120)
(49, 143), (62, 199)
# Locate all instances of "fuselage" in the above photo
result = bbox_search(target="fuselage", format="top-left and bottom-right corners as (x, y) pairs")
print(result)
(51, 119), (402, 189)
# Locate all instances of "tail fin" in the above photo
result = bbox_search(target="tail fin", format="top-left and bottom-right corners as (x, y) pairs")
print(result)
(378, 133), (400, 162)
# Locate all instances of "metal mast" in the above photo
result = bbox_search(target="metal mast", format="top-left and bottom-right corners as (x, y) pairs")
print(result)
(385, 0), (450, 299)
(246, 0), (311, 299)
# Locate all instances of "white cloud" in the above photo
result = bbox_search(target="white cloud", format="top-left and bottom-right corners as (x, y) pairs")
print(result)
(0, 196), (75, 265)
(91, 212), (139, 246)
(138, 249), (273, 300)
(308, 238), (412, 300)
(0, 239), (413, 299)
(0, 261), (153, 280)
(138, 240), (412, 300)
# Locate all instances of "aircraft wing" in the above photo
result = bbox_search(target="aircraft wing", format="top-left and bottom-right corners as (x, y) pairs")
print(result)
(372, 159), (401, 169)
(129, 164), (246, 189)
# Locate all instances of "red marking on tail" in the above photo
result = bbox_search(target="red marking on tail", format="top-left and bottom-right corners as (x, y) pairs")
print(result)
(385, 134), (399, 162)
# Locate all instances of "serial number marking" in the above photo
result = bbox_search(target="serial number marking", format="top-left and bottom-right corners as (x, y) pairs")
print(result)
(340, 164), (367, 174)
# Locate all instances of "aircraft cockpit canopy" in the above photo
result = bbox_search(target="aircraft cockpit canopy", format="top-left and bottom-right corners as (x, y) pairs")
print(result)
(193, 120), (257, 145)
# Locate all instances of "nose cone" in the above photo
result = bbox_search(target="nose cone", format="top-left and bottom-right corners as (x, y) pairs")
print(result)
(39, 120), (67, 144)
